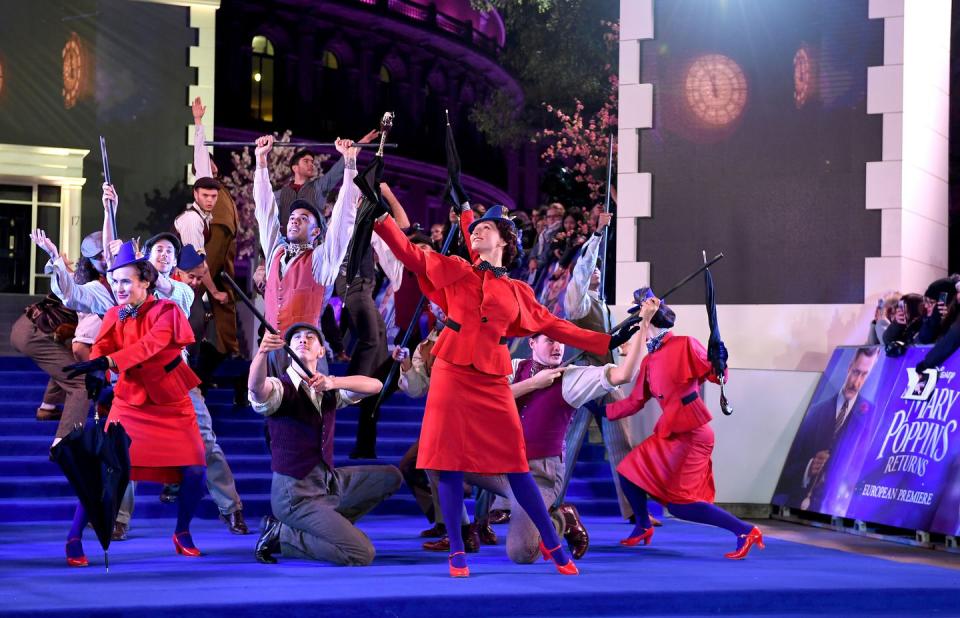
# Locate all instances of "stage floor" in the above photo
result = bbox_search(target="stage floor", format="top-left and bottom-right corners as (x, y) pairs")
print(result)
(2, 515), (959, 617)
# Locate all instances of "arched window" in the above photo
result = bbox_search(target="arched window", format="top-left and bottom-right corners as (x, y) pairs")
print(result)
(250, 35), (274, 121)
(321, 50), (339, 70)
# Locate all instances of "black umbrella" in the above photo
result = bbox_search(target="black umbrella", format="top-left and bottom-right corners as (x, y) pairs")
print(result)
(443, 109), (464, 208)
(360, 111), (464, 436)
(346, 112), (394, 284)
(703, 251), (733, 415)
(50, 414), (131, 571)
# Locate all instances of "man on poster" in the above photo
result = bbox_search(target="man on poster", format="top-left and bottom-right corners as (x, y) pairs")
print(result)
(776, 347), (880, 511)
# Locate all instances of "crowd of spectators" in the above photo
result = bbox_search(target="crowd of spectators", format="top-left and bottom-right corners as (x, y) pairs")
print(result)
(869, 275), (960, 372)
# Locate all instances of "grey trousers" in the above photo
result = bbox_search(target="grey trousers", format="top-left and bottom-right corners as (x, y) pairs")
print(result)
(116, 387), (242, 523)
(10, 315), (89, 440)
(556, 402), (633, 518)
(272, 463), (402, 566)
(464, 456), (565, 564)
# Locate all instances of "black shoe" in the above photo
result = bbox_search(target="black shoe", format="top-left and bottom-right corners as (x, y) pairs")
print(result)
(255, 516), (282, 564)
(420, 522), (447, 538)
(221, 510), (250, 535)
(159, 484), (179, 504)
(349, 448), (377, 460)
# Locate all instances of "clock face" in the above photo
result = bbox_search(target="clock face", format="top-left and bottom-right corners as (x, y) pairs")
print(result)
(793, 45), (813, 108)
(62, 32), (84, 109)
(684, 54), (748, 127)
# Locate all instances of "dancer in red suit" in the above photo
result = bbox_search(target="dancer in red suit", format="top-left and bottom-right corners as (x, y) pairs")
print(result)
(607, 288), (763, 560)
(370, 198), (637, 577)
(63, 241), (206, 566)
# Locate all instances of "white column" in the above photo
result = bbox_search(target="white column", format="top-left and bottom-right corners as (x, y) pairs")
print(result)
(864, 0), (950, 300)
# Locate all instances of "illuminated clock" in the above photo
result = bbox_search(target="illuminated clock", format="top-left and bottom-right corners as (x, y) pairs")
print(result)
(793, 45), (815, 108)
(62, 32), (84, 110)
(683, 54), (748, 127)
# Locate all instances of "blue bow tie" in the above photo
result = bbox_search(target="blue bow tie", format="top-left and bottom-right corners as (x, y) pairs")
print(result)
(476, 260), (508, 278)
(118, 304), (140, 321)
(646, 331), (667, 354)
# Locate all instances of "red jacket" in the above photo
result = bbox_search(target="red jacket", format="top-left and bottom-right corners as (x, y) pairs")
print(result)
(92, 296), (200, 406)
(607, 332), (723, 437)
(373, 213), (610, 376)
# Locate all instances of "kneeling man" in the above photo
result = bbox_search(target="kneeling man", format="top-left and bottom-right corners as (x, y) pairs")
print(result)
(249, 323), (401, 565)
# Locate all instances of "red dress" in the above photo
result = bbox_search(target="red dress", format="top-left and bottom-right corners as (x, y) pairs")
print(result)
(373, 212), (610, 473)
(607, 333), (722, 504)
(92, 296), (204, 482)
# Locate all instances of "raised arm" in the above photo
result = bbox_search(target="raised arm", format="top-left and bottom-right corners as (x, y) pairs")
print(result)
(314, 138), (359, 286)
(373, 214), (431, 277)
(33, 230), (115, 314)
(563, 212), (611, 320)
(514, 283), (610, 355)
(460, 207), (478, 263)
(192, 97), (214, 179)
(254, 135), (282, 266)
(304, 129), (376, 198)
(248, 331), (283, 415)
(101, 184), (118, 270)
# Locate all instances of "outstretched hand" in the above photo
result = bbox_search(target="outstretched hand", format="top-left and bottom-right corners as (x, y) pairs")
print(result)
(64, 356), (109, 379)
(30, 229), (59, 259)
(191, 96), (206, 123)
(609, 315), (642, 350)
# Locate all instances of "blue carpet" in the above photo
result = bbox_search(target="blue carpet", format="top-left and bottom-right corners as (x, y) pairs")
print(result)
(0, 516), (958, 617)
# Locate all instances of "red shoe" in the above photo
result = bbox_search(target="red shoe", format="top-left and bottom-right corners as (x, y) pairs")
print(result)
(448, 551), (470, 578)
(538, 540), (579, 575)
(725, 526), (764, 560)
(620, 526), (654, 547)
(173, 532), (202, 557)
(65, 538), (88, 567)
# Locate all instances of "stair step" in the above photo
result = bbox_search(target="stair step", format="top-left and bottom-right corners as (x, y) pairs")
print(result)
(0, 357), (626, 520)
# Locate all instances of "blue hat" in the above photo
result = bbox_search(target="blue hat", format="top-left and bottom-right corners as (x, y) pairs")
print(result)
(628, 286), (676, 329)
(178, 244), (205, 271)
(107, 240), (147, 272)
(467, 205), (516, 234)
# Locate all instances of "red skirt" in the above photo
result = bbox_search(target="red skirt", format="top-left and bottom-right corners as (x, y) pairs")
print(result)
(416, 358), (529, 473)
(108, 394), (205, 482)
(617, 423), (716, 504)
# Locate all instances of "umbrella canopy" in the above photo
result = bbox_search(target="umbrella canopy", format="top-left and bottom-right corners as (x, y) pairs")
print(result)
(704, 266), (724, 374)
(443, 110), (464, 208)
(50, 417), (131, 562)
(704, 263), (733, 415)
(345, 155), (386, 284)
